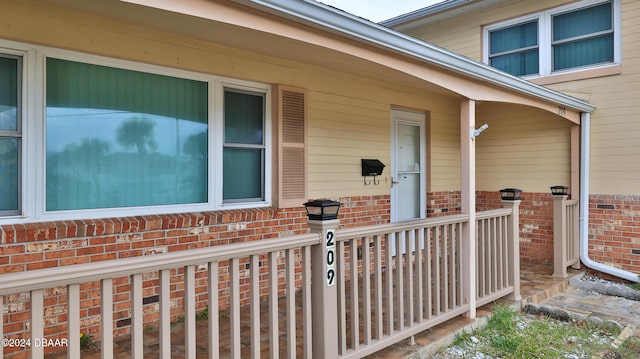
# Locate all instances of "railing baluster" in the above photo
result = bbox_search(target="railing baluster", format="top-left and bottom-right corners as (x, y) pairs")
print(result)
(502, 216), (509, 288)
(337, 240), (347, 354)
(477, 220), (485, 298)
(415, 229), (423, 323)
(250, 255), (260, 358)
(405, 230), (414, 326)
(31, 289), (45, 358)
(497, 218), (502, 290)
(448, 223), (458, 309)
(101, 279), (114, 359)
(67, 283), (81, 358)
(350, 238), (359, 350)
(491, 218), (497, 294)
(374, 234), (383, 339)
(302, 246), (312, 359)
(268, 252), (279, 358)
(384, 233), (393, 335)
(362, 237), (372, 344)
(424, 228), (432, 319)
(395, 232), (404, 330)
(433, 227), (441, 314)
(184, 266), (196, 359)
(442, 225), (449, 311)
(131, 274), (143, 359)
(159, 270), (171, 359)
(457, 222), (463, 307)
(286, 249), (296, 359)
(230, 258), (241, 358)
(208, 262), (219, 359)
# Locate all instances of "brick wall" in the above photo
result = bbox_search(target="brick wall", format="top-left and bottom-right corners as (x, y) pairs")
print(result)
(477, 190), (555, 264)
(589, 194), (640, 275)
(427, 191), (461, 216)
(0, 195), (390, 357)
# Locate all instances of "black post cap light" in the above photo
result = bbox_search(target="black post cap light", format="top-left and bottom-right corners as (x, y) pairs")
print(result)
(303, 199), (342, 221)
(499, 188), (522, 201)
(550, 185), (569, 196)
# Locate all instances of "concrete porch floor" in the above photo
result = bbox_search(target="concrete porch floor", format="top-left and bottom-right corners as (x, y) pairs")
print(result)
(49, 261), (581, 359)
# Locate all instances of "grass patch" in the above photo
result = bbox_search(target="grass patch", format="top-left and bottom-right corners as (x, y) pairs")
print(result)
(438, 305), (634, 358)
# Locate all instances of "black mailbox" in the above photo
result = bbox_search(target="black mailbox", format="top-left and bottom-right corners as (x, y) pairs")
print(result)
(361, 159), (385, 177)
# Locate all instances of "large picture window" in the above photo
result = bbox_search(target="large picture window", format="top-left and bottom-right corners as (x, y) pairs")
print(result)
(46, 58), (209, 211)
(0, 44), (273, 222)
(0, 55), (20, 215)
(485, 0), (619, 78)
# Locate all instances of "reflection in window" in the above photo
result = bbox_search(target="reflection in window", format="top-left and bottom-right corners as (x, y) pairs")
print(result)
(46, 58), (208, 211)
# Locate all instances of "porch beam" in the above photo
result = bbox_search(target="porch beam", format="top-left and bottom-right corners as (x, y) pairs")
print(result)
(460, 98), (477, 319)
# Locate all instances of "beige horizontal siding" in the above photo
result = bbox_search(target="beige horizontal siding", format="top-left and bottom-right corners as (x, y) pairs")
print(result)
(476, 104), (571, 193)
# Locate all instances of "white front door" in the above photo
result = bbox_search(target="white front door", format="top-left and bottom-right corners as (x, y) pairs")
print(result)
(391, 109), (426, 222)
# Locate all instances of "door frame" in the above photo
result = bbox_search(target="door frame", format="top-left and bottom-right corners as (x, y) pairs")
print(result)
(390, 108), (427, 223)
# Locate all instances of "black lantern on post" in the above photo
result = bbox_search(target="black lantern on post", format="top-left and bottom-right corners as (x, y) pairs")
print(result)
(304, 199), (342, 221)
(499, 188), (522, 201)
(550, 185), (569, 196)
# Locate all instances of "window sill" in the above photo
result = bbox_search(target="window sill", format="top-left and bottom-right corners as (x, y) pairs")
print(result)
(528, 64), (622, 86)
(0, 202), (275, 226)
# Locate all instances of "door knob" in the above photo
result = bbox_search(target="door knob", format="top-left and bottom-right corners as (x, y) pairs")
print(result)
(390, 176), (400, 188)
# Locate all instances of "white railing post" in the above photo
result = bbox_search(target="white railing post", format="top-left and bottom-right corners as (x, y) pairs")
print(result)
(502, 200), (521, 301)
(309, 219), (340, 359)
(553, 195), (569, 278)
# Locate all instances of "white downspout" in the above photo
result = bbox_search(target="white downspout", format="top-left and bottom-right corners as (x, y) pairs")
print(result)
(580, 112), (639, 282)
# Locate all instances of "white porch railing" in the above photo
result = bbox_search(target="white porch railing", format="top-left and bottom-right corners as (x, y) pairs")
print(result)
(552, 195), (580, 278)
(0, 234), (319, 359)
(334, 214), (470, 358)
(0, 208), (519, 359)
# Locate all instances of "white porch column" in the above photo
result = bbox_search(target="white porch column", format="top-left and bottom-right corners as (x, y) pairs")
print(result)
(309, 219), (340, 359)
(461, 99), (477, 319)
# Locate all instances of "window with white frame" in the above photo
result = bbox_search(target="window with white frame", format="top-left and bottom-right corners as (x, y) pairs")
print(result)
(0, 45), (272, 221)
(484, 0), (619, 78)
(0, 55), (20, 216)
(223, 89), (266, 203)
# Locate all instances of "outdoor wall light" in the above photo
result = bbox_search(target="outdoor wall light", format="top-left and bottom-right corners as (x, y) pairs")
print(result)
(550, 185), (569, 196)
(470, 123), (489, 139)
(304, 199), (342, 221)
(499, 188), (522, 201)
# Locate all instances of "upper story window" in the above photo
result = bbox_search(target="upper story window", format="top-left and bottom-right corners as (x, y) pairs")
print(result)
(484, 0), (619, 78)
(489, 21), (539, 76)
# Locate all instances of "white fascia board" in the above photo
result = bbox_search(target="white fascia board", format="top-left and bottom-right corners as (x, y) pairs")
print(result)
(233, 0), (595, 113)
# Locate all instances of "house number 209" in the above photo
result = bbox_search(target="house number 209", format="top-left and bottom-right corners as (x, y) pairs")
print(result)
(326, 229), (336, 287)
